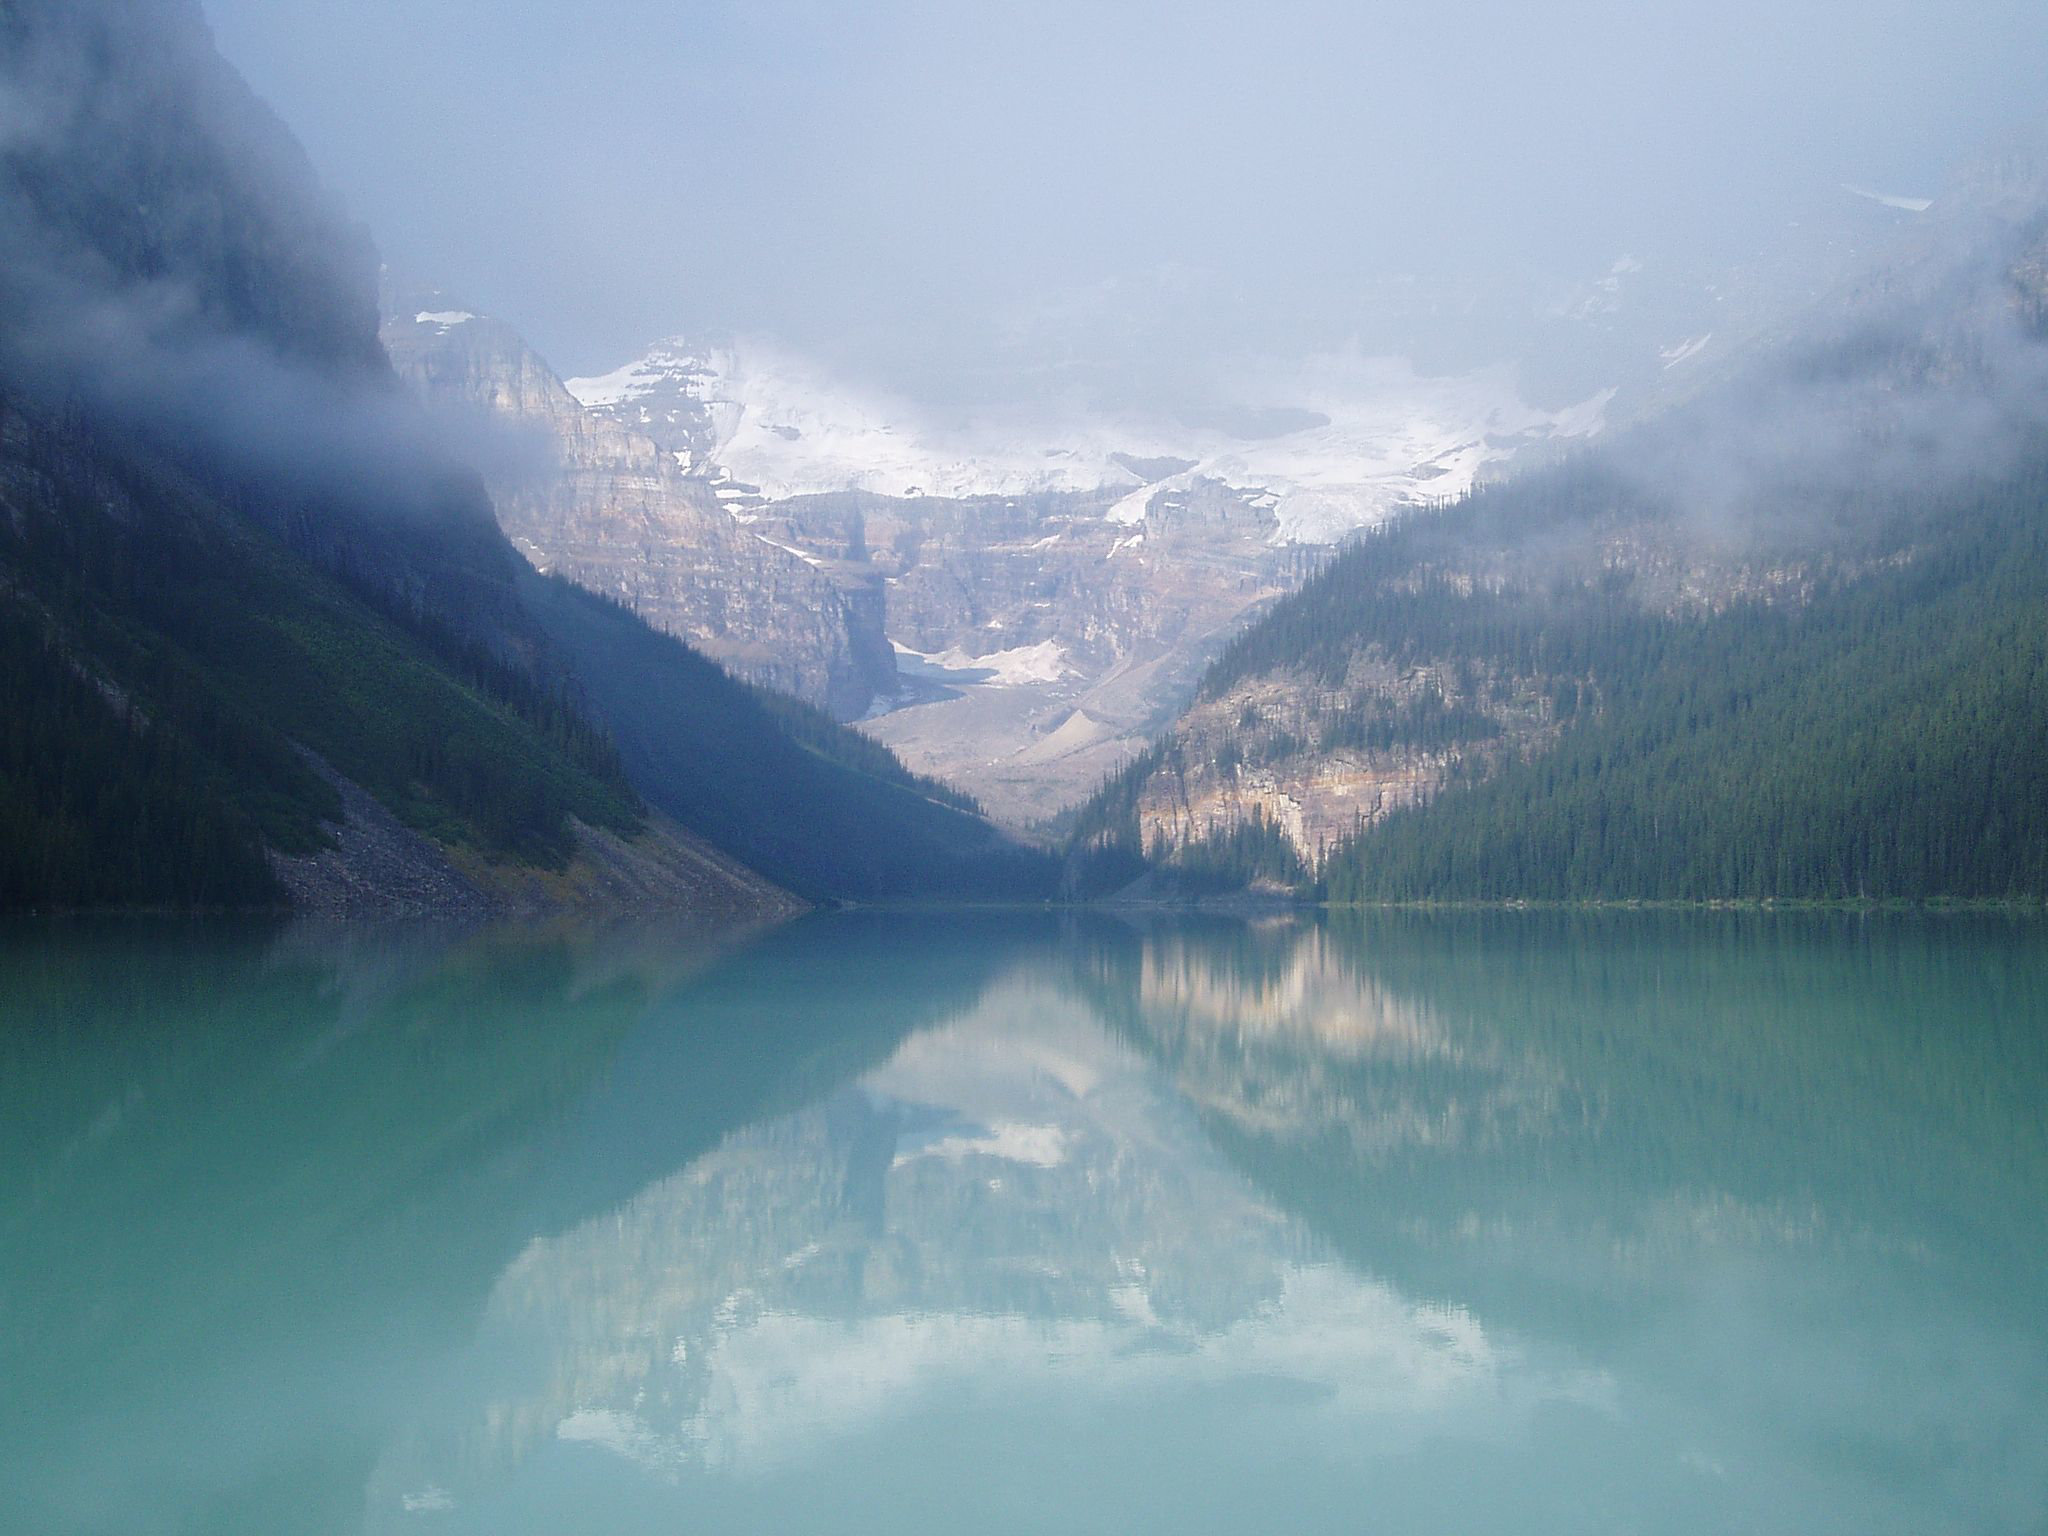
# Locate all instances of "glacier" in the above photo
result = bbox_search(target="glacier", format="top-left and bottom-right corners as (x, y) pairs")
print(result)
(566, 337), (1611, 546)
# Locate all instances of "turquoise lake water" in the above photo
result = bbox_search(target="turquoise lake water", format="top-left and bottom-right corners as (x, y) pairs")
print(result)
(3, 911), (2045, 1533)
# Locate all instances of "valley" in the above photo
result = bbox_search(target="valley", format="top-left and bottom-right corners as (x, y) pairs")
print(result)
(379, 174), (1930, 832)
(9, 7), (2048, 1532)
(385, 308), (1614, 823)
(3, 0), (2040, 910)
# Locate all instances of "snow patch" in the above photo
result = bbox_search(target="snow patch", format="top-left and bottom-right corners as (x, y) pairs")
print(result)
(1842, 184), (1934, 214)
(894, 639), (1075, 688)
(1659, 333), (1713, 369)
(564, 337), (1611, 546)
(1105, 481), (1161, 526)
(751, 531), (824, 567)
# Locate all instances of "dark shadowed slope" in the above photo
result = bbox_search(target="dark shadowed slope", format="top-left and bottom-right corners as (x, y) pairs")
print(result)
(0, 0), (1036, 911)
(520, 573), (1057, 902)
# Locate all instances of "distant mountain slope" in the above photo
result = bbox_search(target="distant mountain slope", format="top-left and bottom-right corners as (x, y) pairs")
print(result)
(381, 298), (1323, 822)
(0, 0), (685, 912)
(1067, 175), (2048, 902)
(561, 334), (1611, 534)
(381, 290), (898, 718)
(401, 202), (1919, 828)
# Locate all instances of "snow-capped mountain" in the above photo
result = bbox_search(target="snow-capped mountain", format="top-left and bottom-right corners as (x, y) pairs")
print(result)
(380, 287), (898, 717)
(387, 177), (1942, 824)
(563, 338), (1611, 543)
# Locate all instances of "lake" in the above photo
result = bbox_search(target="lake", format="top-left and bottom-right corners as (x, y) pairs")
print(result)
(3, 910), (2045, 1533)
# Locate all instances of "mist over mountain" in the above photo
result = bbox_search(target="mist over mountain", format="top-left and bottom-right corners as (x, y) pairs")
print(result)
(5, 0), (2048, 909)
(0, 0), (1048, 911)
(199, 0), (2048, 410)
(1063, 160), (2048, 901)
(12, 12), (2048, 1535)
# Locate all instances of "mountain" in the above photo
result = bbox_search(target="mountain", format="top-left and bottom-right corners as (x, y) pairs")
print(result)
(1065, 160), (2048, 902)
(513, 571), (1053, 903)
(560, 334), (1613, 529)
(395, 172), (1931, 832)
(387, 305), (1617, 824)
(0, 0), (1044, 912)
(380, 291), (897, 718)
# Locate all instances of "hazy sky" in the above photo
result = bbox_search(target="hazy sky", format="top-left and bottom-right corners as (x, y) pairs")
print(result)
(200, 0), (2048, 395)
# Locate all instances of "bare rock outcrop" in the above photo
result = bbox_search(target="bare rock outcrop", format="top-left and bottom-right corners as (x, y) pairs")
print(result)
(269, 753), (799, 920)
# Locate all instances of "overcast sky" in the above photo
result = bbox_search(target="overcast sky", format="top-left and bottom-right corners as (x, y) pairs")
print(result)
(200, 0), (2048, 398)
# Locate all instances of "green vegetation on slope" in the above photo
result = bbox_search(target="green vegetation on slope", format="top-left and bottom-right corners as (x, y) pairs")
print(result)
(1060, 742), (1312, 899)
(0, 403), (645, 907)
(746, 681), (983, 817)
(1201, 458), (1647, 701)
(1164, 806), (1314, 896)
(1077, 435), (2048, 903)
(518, 573), (1057, 903)
(1059, 743), (1166, 897)
(2, 0), (1051, 914)
(0, 604), (280, 908)
(1328, 468), (2048, 900)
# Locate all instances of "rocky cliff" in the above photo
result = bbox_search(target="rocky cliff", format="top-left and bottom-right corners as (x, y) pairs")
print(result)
(381, 292), (896, 717)
(775, 480), (1326, 825)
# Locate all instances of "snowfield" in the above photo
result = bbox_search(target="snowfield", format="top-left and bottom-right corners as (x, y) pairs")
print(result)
(892, 639), (1077, 688)
(565, 338), (1611, 546)
(1659, 333), (1713, 369)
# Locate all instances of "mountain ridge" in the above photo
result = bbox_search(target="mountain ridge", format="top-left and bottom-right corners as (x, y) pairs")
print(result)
(389, 300), (1618, 823)
(1061, 178), (2048, 902)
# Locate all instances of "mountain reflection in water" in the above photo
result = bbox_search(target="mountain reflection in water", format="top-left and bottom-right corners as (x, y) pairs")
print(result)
(3, 912), (2044, 1535)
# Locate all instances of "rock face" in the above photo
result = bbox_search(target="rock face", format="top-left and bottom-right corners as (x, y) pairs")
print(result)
(1130, 661), (1565, 874)
(376, 157), (1970, 828)
(835, 477), (1492, 827)
(770, 481), (1326, 825)
(1, 2), (814, 916)
(1110, 520), (1933, 880)
(381, 294), (896, 717)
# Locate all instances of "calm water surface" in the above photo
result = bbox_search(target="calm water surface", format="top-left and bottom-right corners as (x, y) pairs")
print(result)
(2, 911), (2045, 1534)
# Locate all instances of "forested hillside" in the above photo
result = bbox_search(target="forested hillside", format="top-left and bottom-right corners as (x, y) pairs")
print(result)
(0, 0), (650, 909)
(521, 574), (1054, 902)
(0, 398), (643, 908)
(0, 0), (1043, 911)
(1324, 461), (2048, 900)
(1070, 441), (2048, 903)
(1064, 195), (2048, 904)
